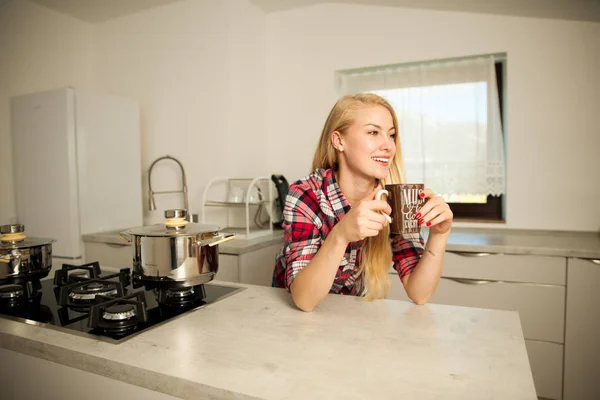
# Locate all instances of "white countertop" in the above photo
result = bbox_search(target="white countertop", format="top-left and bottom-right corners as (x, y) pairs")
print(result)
(0, 282), (537, 400)
(439, 228), (600, 259)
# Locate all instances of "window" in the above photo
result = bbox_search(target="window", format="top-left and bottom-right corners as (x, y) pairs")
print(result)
(336, 55), (506, 221)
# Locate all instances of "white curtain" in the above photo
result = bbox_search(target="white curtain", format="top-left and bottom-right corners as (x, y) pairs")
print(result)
(336, 56), (506, 197)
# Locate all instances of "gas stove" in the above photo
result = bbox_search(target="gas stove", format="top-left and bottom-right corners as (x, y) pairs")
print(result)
(0, 262), (242, 343)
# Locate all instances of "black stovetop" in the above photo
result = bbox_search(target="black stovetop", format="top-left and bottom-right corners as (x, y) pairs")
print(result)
(0, 262), (242, 343)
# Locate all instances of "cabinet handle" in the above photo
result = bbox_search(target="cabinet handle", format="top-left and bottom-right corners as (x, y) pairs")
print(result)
(442, 277), (495, 285)
(448, 251), (493, 257)
(589, 259), (600, 265)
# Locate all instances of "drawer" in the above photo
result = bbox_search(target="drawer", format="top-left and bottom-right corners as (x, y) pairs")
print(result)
(388, 273), (565, 343)
(444, 252), (566, 285)
(525, 340), (564, 400)
(84, 242), (132, 268)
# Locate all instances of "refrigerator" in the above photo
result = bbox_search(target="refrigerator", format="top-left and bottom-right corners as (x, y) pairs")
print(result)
(10, 87), (143, 273)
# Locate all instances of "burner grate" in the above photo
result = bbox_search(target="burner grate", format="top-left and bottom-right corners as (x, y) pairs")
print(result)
(89, 291), (148, 334)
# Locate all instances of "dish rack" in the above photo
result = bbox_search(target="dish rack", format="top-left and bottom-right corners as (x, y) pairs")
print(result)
(200, 177), (274, 239)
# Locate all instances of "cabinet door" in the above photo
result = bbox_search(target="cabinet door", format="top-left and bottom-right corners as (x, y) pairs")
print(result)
(564, 258), (600, 400)
(525, 340), (564, 400)
(216, 254), (239, 283)
(84, 242), (132, 268)
(387, 273), (410, 302)
(238, 243), (281, 286)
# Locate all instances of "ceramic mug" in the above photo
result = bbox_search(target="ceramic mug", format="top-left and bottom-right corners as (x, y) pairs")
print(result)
(375, 184), (425, 234)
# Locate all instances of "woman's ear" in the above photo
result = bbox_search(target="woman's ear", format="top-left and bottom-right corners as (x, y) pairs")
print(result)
(331, 131), (344, 152)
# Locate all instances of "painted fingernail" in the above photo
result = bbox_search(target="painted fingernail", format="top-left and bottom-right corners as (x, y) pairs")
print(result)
(415, 213), (422, 219)
(426, 222), (432, 227)
(418, 219), (424, 225)
(419, 192), (425, 198)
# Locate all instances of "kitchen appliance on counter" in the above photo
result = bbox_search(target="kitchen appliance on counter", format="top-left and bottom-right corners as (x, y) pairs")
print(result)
(0, 224), (54, 282)
(10, 87), (143, 269)
(120, 209), (236, 291)
(0, 261), (243, 343)
(270, 175), (289, 229)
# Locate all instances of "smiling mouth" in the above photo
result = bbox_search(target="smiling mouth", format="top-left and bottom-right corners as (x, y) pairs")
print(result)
(372, 157), (390, 166)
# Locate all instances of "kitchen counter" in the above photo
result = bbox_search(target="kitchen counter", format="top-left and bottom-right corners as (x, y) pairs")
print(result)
(438, 227), (600, 259)
(83, 227), (600, 259)
(0, 282), (536, 400)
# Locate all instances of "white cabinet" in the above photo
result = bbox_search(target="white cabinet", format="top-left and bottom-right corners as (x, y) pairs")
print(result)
(84, 241), (132, 268)
(564, 257), (600, 400)
(218, 242), (282, 286)
(525, 340), (564, 400)
(388, 251), (567, 400)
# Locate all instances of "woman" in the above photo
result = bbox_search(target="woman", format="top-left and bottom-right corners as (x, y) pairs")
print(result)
(273, 94), (453, 312)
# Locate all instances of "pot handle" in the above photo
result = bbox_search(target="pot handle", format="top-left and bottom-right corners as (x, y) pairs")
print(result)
(0, 255), (11, 263)
(119, 232), (132, 243)
(198, 233), (237, 247)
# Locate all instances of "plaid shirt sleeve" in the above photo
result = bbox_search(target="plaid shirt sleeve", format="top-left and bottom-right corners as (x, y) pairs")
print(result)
(391, 232), (425, 280)
(280, 185), (323, 291)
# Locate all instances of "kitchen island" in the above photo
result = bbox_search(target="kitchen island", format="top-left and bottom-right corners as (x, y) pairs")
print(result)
(0, 282), (536, 400)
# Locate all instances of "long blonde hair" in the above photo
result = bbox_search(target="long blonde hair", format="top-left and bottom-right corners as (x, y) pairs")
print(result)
(312, 94), (405, 300)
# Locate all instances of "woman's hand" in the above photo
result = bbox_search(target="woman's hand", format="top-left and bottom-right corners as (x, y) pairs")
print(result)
(416, 189), (453, 235)
(334, 185), (391, 243)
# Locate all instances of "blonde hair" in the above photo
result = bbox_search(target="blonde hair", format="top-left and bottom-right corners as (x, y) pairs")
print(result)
(312, 93), (406, 300)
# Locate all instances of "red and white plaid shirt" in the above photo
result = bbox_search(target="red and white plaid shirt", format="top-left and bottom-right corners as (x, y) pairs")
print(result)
(273, 168), (424, 296)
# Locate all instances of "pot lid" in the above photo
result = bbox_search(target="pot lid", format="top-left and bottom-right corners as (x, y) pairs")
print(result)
(123, 210), (220, 237)
(0, 224), (55, 249)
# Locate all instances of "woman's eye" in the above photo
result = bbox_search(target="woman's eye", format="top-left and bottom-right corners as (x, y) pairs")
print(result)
(368, 130), (378, 135)
(390, 133), (396, 139)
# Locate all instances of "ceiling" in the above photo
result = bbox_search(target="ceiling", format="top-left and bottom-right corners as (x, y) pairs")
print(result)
(25, 0), (184, 23)
(15, 0), (600, 23)
(249, 0), (600, 23)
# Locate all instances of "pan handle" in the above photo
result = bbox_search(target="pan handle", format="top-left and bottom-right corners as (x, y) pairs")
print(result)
(197, 233), (237, 247)
(119, 232), (132, 243)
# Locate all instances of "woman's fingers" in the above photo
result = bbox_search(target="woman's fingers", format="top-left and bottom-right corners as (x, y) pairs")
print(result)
(367, 210), (388, 225)
(420, 188), (435, 200)
(423, 209), (452, 227)
(416, 195), (445, 219)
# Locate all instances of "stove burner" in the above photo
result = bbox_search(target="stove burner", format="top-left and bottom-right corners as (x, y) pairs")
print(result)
(89, 292), (147, 335)
(58, 278), (126, 310)
(167, 287), (194, 298)
(0, 281), (42, 309)
(0, 284), (24, 299)
(103, 304), (136, 321)
(69, 282), (118, 301)
(155, 285), (206, 308)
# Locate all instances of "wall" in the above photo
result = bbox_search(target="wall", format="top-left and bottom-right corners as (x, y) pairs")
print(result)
(93, 0), (267, 225)
(3, 0), (598, 232)
(0, 0), (93, 224)
(0, 0), (267, 228)
(265, 4), (600, 232)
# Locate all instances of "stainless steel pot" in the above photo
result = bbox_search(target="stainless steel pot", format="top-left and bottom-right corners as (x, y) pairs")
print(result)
(120, 209), (236, 287)
(0, 224), (55, 281)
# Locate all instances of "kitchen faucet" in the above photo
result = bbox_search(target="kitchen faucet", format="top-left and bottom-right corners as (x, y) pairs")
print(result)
(147, 155), (191, 220)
